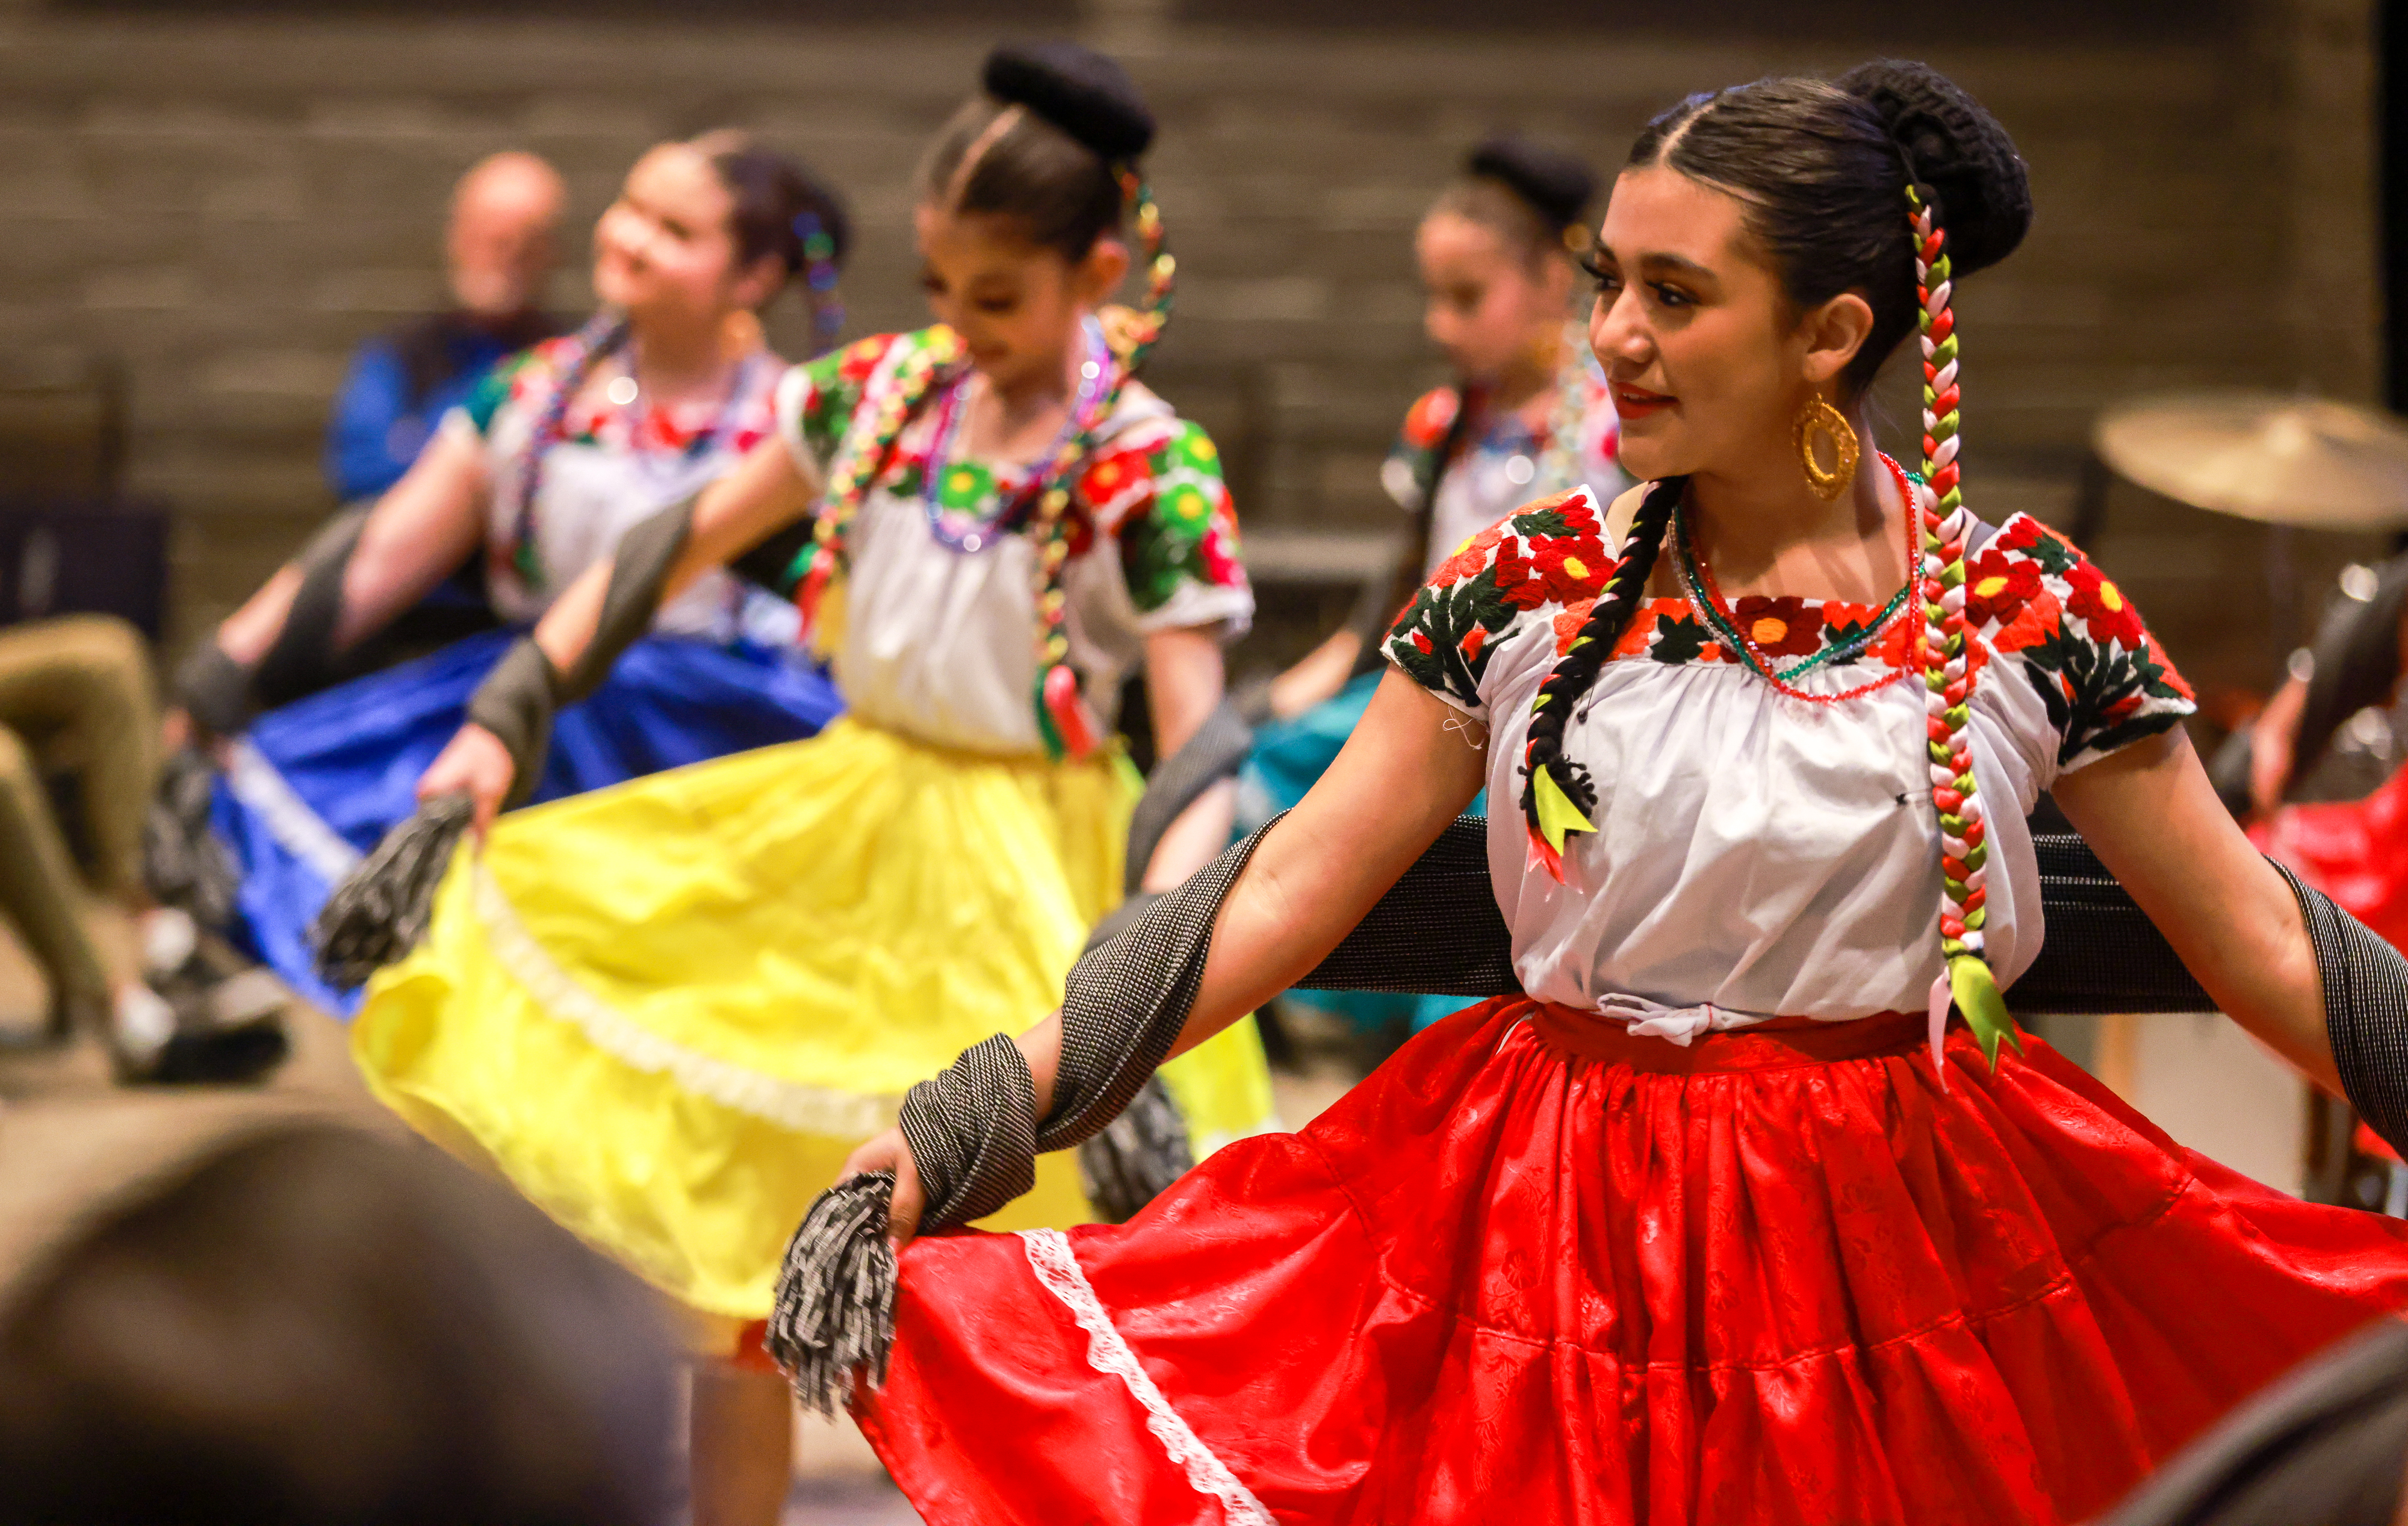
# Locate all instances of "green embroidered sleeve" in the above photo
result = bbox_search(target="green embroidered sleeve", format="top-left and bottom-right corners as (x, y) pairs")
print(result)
(1105, 420), (1248, 618)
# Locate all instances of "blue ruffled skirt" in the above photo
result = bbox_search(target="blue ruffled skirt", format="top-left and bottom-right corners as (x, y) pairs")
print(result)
(1235, 669), (1476, 1034)
(216, 628), (843, 1016)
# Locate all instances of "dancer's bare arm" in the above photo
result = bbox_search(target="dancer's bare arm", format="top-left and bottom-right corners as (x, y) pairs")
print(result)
(415, 435), (822, 827)
(214, 430), (489, 666)
(2053, 727), (2340, 1093)
(1134, 625), (1236, 891)
(849, 671), (1486, 1240)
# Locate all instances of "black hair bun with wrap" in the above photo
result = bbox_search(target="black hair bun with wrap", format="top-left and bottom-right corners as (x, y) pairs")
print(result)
(1838, 59), (2032, 277)
(1466, 134), (1600, 236)
(984, 41), (1156, 163)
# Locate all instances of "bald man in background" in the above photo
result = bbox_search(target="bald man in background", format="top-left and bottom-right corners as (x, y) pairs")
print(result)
(323, 151), (567, 506)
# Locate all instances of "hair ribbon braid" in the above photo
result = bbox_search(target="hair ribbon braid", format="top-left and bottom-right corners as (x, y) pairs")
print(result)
(1912, 184), (2018, 1073)
(1516, 476), (1683, 880)
(1026, 164), (1173, 758)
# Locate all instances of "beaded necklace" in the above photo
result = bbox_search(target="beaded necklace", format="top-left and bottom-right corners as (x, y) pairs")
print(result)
(1670, 453), (1919, 699)
(511, 319), (775, 589)
(507, 314), (627, 587)
(917, 315), (1111, 556)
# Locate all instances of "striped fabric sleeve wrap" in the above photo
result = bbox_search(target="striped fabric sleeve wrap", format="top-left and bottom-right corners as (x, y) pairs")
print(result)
(2278, 862), (2408, 1158)
(1040, 814), (1282, 1151)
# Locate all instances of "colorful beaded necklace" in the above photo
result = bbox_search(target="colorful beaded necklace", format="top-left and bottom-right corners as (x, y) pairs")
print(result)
(509, 317), (766, 592)
(917, 315), (1111, 556)
(1669, 452), (1919, 698)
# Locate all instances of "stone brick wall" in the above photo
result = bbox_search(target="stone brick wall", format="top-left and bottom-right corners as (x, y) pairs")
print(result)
(0, 0), (2379, 699)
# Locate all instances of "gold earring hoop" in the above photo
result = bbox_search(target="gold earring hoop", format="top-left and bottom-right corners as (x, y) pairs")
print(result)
(1795, 394), (1860, 501)
(719, 308), (765, 363)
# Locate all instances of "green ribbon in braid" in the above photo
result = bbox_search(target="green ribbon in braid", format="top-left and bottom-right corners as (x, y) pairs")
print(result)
(1911, 184), (2017, 1071)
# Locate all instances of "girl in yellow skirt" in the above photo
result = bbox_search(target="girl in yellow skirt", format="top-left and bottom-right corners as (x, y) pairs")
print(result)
(344, 40), (1274, 1526)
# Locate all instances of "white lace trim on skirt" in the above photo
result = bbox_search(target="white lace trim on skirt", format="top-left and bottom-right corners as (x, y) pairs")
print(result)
(471, 863), (897, 1138)
(225, 739), (364, 884)
(1016, 1229), (1275, 1526)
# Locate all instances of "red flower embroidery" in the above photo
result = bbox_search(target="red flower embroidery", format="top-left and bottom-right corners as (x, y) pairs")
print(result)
(1990, 586), (2062, 656)
(1401, 387), (1461, 449)
(1557, 598), (1600, 655)
(1460, 625), (1486, 660)
(1961, 552), (2041, 630)
(836, 337), (886, 382)
(1608, 600), (1670, 659)
(2064, 561), (2146, 649)
(1731, 596), (1823, 659)
(1530, 536), (1610, 604)
(1199, 513), (1244, 588)
(1430, 523), (1507, 587)
(1509, 489), (1594, 536)
(1869, 610), (1921, 669)
(1492, 541), (1549, 610)
(1079, 452), (1133, 503)
(1995, 515), (2047, 554)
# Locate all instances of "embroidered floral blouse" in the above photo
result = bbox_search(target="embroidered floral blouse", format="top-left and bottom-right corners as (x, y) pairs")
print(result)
(447, 335), (783, 640)
(774, 327), (1254, 757)
(1384, 486), (2196, 1029)
(1383, 367), (1630, 579)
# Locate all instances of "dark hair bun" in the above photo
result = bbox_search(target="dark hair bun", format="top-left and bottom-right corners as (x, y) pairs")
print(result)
(1466, 134), (1599, 235)
(1837, 59), (2031, 276)
(983, 41), (1155, 163)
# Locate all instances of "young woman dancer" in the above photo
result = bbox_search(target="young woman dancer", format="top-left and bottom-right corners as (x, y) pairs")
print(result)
(172, 135), (848, 1016)
(346, 43), (1274, 1526)
(813, 64), (2408, 1525)
(1241, 135), (1628, 1037)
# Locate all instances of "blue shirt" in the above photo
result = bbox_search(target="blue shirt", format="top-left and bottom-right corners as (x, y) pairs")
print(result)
(323, 312), (557, 503)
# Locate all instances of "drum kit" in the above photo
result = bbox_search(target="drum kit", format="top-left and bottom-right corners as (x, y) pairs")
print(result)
(2089, 389), (2408, 1211)
(2092, 389), (2408, 533)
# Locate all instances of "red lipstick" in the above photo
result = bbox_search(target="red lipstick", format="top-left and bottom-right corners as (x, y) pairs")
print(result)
(1611, 383), (1675, 419)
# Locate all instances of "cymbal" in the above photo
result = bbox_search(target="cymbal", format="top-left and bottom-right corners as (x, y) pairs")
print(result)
(2093, 390), (2408, 530)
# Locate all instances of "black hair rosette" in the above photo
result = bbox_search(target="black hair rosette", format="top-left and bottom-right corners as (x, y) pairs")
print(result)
(1467, 132), (1601, 237)
(983, 40), (1156, 163)
(1837, 59), (2032, 276)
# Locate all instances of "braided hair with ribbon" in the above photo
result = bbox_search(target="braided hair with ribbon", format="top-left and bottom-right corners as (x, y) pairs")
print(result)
(786, 41), (1175, 758)
(691, 131), (852, 356)
(1516, 61), (2032, 1058)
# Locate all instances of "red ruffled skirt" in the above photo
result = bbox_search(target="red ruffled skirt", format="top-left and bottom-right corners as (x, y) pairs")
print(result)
(858, 998), (2408, 1525)
(2255, 765), (2408, 950)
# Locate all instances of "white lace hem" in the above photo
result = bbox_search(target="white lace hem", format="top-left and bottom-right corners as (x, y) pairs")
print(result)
(225, 739), (364, 885)
(471, 864), (898, 1138)
(1016, 1229), (1275, 1526)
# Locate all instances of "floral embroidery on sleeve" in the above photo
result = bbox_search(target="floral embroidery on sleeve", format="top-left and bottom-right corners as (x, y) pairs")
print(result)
(460, 341), (559, 440)
(782, 332), (904, 472)
(1085, 418), (1247, 616)
(1380, 386), (1462, 510)
(1967, 515), (2195, 769)
(1384, 486), (1612, 713)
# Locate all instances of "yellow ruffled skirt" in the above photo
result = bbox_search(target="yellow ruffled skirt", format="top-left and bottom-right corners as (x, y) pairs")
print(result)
(351, 718), (1274, 1323)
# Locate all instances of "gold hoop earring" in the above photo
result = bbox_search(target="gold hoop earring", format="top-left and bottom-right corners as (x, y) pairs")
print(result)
(719, 308), (764, 363)
(1795, 394), (1860, 501)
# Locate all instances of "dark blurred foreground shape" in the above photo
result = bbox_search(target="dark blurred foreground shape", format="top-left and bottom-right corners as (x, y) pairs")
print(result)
(2097, 1317), (2408, 1526)
(0, 1096), (678, 1526)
